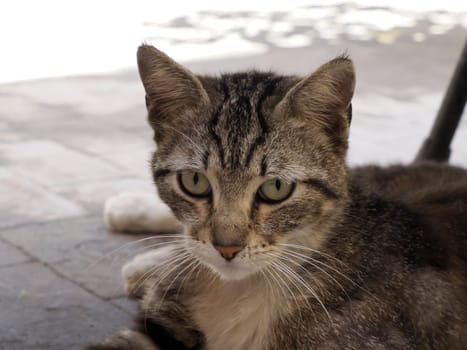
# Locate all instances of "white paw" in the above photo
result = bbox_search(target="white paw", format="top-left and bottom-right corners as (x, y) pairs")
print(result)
(104, 192), (182, 233)
(95, 329), (160, 350)
(122, 245), (178, 296)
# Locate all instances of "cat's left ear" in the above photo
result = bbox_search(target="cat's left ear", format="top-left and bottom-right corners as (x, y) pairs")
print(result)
(137, 44), (210, 129)
(280, 56), (355, 130)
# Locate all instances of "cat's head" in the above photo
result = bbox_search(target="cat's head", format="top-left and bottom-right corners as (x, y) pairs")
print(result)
(138, 44), (354, 281)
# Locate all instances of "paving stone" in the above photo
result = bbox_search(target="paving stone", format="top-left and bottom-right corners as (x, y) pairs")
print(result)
(0, 75), (144, 117)
(348, 92), (467, 166)
(14, 111), (153, 157)
(56, 177), (155, 212)
(0, 169), (87, 228)
(110, 296), (140, 315)
(57, 127), (153, 156)
(0, 240), (32, 267)
(0, 120), (26, 142)
(0, 217), (152, 299)
(101, 149), (155, 179)
(0, 262), (133, 350)
(99, 105), (149, 131)
(0, 93), (69, 123)
(0, 139), (122, 188)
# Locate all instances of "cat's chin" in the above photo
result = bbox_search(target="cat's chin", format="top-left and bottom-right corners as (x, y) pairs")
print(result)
(189, 242), (261, 281)
(194, 256), (259, 281)
(206, 262), (256, 281)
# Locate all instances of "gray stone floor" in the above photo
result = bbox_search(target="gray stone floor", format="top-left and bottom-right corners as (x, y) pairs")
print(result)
(1, 20), (466, 349)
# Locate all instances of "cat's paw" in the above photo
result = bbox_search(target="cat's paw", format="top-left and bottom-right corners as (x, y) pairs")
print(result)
(122, 245), (177, 298)
(104, 192), (182, 233)
(88, 329), (159, 350)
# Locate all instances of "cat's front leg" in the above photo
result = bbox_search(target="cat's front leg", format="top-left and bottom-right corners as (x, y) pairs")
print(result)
(122, 245), (177, 298)
(120, 245), (206, 349)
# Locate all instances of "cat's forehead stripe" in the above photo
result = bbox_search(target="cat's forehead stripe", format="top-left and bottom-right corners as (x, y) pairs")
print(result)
(208, 79), (229, 167)
(244, 76), (282, 167)
(303, 178), (339, 199)
(202, 151), (210, 170)
(209, 72), (283, 170)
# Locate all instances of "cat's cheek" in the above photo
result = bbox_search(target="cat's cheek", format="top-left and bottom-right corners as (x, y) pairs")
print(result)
(259, 205), (339, 247)
(155, 187), (203, 225)
(188, 226), (210, 243)
(259, 201), (315, 236)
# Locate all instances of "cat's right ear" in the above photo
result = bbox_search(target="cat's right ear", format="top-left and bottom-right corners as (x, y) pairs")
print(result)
(137, 44), (210, 130)
(278, 56), (355, 134)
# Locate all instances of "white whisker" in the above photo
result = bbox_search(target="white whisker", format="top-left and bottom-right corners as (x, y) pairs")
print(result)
(281, 250), (351, 302)
(281, 249), (360, 290)
(175, 260), (201, 300)
(258, 268), (276, 301)
(143, 252), (193, 325)
(157, 258), (200, 310)
(132, 240), (186, 254)
(85, 234), (187, 271)
(269, 260), (306, 318)
(268, 258), (311, 323)
(269, 259), (317, 323)
(128, 246), (190, 296)
(267, 252), (317, 307)
(263, 265), (290, 308)
(277, 243), (351, 269)
(270, 257), (332, 325)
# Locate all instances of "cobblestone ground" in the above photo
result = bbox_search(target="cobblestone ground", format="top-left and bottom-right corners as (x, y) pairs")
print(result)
(0, 19), (466, 349)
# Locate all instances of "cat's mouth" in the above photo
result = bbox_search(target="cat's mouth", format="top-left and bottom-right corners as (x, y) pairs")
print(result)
(205, 259), (254, 280)
(191, 243), (263, 281)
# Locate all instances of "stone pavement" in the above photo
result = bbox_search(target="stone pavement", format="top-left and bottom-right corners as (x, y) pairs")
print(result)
(1, 20), (466, 350)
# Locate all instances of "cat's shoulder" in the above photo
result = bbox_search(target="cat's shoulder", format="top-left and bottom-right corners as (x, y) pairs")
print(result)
(347, 161), (467, 266)
(348, 161), (467, 200)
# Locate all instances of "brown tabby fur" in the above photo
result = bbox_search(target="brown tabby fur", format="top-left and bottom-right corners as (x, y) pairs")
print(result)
(89, 45), (467, 350)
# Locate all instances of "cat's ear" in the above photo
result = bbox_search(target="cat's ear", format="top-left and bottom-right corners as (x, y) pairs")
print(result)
(137, 44), (209, 127)
(280, 56), (355, 132)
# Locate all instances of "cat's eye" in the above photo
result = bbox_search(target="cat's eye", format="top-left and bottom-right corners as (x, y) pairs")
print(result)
(178, 171), (212, 198)
(257, 178), (295, 204)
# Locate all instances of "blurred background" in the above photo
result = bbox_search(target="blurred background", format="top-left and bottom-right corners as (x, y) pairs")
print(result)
(0, 1), (466, 349)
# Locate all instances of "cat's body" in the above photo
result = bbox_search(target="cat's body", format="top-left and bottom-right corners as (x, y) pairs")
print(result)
(90, 45), (467, 350)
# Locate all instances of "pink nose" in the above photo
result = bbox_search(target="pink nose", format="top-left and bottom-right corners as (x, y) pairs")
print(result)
(214, 245), (243, 261)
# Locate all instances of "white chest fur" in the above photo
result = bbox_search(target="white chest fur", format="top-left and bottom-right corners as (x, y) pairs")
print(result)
(190, 277), (280, 350)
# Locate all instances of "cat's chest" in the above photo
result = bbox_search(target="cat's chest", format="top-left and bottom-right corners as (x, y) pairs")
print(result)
(189, 279), (279, 350)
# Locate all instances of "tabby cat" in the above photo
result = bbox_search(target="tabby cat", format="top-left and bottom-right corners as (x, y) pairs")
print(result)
(90, 44), (467, 350)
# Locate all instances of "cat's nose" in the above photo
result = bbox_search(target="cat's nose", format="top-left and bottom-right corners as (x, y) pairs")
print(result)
(213, 245), (243, 261)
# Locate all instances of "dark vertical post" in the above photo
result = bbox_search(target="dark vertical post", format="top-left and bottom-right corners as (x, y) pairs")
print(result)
(415, 39), (467, 162)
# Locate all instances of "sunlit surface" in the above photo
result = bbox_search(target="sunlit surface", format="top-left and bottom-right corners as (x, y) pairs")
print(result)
(1, 0), (466, 83)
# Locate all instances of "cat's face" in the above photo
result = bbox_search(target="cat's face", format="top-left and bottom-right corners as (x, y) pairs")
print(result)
(138, 45), (354, 280)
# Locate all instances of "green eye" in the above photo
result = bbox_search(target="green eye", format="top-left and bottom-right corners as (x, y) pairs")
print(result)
(178, 171), (212, 197)
(258, 178), (295, 204)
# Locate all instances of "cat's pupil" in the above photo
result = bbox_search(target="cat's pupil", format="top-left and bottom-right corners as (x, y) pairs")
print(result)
(193, 173), (199, 185)
(275, 179), (281, 191)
